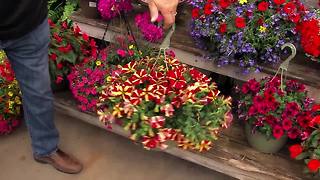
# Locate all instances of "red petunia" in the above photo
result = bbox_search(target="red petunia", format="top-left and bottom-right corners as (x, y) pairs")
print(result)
(235, 17), (246, 28)
(57, 63), (63, 69)
(248, 79), (260, 93)
(272, 125), (284, 139)
(257, 1), (269, 12)
(82, 33), (89, 41)
(273, 0), (285, 5)
(307, 159), (320, 172)
(283, 2), (296, 15)
(282, 119), (292, 130)
(49, 53), (57, 61)
(219, 23), (227, 34)
(204, 3), (213, 15)
(289, 144), (303, 159)
(290, 14), (301, 23)
(288, 128), (300, 139)
(219, 0), (231, 9)
(192, 8), (200, 19)
(241, 83), (249, 94)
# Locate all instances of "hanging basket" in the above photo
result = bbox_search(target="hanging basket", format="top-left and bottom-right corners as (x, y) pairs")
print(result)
(245, 123), (288, 154)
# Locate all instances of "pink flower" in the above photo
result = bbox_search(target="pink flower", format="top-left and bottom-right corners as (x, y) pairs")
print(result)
(55, 76), (64, 84)
(117, 49), (126, 58)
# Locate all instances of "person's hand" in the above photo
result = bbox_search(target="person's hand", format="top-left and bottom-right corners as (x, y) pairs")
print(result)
(147, 0), (179, 29)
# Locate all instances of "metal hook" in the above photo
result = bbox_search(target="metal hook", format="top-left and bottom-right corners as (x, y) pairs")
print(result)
(279, 43), (297, 71)
(271, 43), (297, 91)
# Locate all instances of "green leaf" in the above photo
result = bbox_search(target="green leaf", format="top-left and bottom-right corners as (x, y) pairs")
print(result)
(296, 152), (310, 160)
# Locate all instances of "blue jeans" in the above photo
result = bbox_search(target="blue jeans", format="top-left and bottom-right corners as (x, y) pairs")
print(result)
(0, 19), (59, 156)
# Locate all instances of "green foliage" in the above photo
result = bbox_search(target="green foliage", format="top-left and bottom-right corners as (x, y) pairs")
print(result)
(48, 0), (79, 22)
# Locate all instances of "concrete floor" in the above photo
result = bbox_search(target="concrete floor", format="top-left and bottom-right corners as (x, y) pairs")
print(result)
(0, 112), (234, 180)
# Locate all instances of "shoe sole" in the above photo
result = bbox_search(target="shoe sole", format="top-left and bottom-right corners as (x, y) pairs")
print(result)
(34, 158), (82, 174)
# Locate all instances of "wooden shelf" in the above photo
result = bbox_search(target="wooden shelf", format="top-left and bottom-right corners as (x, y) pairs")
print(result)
(54, 92), (313, 180)
(67, 9), (319, 179)
(70, 10), (320, 103)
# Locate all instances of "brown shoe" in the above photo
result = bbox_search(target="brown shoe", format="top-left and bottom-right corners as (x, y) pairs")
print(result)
(34, 149), (83, 174)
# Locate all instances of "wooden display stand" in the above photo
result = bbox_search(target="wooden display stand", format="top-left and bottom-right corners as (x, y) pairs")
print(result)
(55, 9), (320, 180)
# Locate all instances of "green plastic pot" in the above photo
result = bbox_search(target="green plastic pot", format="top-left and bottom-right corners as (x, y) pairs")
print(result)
(245, 123), (287, 154)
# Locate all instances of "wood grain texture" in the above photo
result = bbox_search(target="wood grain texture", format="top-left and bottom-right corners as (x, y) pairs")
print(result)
(54, 92), (314, 180)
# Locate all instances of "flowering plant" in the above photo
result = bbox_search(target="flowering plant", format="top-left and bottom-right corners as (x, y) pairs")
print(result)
(238, 76), (314, 140)
(97, 53), (232, 152)
(68, 35), (144, 112)
(48, 19), (97, 84)
(189, 0), (311, 72)
(98, 0), (133, 20)
(0, 51), (22, 135)
(296, 15), (320, 62)
(289, 105), (320, 175)
(135, 11), (164, 42)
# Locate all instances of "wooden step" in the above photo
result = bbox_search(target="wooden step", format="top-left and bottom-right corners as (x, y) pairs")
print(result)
(54, 91), (313, 180)
(70, 10), (320, 103)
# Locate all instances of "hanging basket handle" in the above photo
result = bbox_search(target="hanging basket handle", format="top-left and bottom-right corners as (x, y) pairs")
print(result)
(150, 24), (176, 70)
(279, 43), (296, 71)
(160, 24), (176, 50)
(271, 43), (297, 90)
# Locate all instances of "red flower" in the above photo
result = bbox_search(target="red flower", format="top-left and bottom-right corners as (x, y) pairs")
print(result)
(192, 8), (200, 19)
(241, 83), (249, 94)
(167, 69), (187, 90)
(288, 128), (300, 139)
(273, 0), (285, 5)
(204, 3), (213, 15)
(253, 95), (264, 105)
(311, 115), (320, 125)
(149, 116), (165, 129)
(48, 19), (55, 28)
(296, 112), (312, 128)
(219, 0), (231, 9)
(142, 136), (159, 149)
(49, 53), (57, 61)
(248, 79), (260, 93)
(73, 25), (81, 36)
(58, 44), (72, 53)
(53, 33), (62, 43)
(258, 1), (269, 12)
(289, 144), (303, 159)
(272, 125), (284, 139)
(248, 106), (257, 116)
(61, 21), (68, 29)
(290, 14), (300, 23)
(55, 76), (63, 84)
(307, 159), (320, 172)
(235, 17), (246, 28)
(219, 23), (227, 34)
(57, 63), (63, 69)
(82, 33), (89, 41)
(283, 2), (296, 15)
(257, 18), (264, 26)
(282, 119), (292, 130)
(312, 104), (320, 112)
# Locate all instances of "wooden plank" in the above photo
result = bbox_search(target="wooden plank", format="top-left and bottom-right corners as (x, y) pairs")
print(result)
(54, 92), (311, 180)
